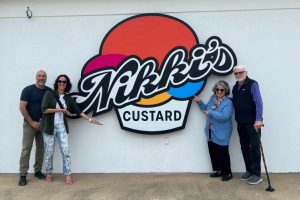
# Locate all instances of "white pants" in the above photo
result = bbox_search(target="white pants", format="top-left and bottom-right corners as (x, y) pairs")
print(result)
(43, 123), (71, 175)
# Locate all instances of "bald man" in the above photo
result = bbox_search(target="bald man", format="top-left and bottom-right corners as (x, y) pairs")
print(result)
(18, 70), (51, 186)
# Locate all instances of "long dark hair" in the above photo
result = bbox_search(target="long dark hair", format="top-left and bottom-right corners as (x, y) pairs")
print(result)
(53, 74), (72, 93)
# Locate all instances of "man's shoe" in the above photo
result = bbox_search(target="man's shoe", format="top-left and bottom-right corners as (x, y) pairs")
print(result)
(246, 175), (263, 185)
(34, 171), (46, 179)
(240, 171), (252, 181)
(221, 173), (233, 181)
(18, 176), (27, 186)
(209, 171), (222, 178)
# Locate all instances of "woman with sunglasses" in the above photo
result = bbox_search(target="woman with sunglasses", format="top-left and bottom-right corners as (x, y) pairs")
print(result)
(194, 80), (233, 181)
(41, 74), (102, 184)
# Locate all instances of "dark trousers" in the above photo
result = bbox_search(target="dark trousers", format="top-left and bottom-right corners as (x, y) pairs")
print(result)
(207, 140), (231, 175)
(237, 123), (261, 176)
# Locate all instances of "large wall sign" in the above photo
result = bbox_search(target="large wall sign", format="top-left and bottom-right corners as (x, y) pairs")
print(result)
(71, 13), (237, 134)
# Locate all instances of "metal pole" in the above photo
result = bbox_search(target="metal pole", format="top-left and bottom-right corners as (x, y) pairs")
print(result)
(258, 129), (275, 192)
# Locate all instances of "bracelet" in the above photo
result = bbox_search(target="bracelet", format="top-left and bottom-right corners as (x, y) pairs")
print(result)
(88, 118), (92, 122)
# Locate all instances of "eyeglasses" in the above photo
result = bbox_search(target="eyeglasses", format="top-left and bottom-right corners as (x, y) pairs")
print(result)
(234, 71), (245, 75)
(216, 88), (225, 92)
(58, 80), (67, 84)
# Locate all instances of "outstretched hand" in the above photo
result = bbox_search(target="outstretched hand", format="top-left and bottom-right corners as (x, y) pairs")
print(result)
(61, 109), (73, 116)
(89, 118), (103, 125)
(193, 95), (201, 104)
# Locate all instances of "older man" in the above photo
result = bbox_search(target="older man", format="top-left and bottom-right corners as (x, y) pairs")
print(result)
(18, 70), (51, 186)
(232, 65), (264, 185)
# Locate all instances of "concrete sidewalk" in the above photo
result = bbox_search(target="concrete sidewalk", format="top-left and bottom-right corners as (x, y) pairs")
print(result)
(0, 173), (299, 200)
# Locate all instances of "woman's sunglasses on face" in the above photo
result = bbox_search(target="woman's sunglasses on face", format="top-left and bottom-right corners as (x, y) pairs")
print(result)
(216, 88), (225, 92)
(58, 80), (67, 84)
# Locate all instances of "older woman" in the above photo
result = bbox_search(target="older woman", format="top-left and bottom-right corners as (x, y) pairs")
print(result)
(194, 80), (233, 181)
(41, 74), (102, 184)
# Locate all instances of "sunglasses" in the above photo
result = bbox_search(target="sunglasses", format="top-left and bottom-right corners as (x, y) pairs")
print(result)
(58, 80), (67, 84)
(216, 88), (225, 92)
(234, 71), (245, 75)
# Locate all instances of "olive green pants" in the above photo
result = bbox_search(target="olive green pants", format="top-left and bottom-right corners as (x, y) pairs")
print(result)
(19, 121), (44, 176)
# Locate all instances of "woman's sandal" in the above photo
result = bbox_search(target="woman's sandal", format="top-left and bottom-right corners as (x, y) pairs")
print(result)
(45, 174), (53, 182)
(65, 175), (73, 185)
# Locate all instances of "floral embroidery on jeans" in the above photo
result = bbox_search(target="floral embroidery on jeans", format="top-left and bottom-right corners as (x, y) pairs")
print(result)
(43, 123), (71, 175)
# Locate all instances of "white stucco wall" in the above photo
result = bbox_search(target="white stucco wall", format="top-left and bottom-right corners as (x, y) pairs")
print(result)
(0, 0), (299, 173)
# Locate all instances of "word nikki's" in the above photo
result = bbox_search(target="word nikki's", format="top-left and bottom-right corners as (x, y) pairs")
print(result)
(72, 36), (236, 116)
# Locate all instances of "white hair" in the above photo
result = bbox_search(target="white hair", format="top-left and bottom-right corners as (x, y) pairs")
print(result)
(233, 65), (247, 72)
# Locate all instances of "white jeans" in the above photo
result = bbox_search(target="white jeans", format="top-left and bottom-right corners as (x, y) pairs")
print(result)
(43, 123), (71, 175)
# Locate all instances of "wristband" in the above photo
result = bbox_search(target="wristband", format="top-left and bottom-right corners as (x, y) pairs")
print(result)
(88, 118), (92, 122)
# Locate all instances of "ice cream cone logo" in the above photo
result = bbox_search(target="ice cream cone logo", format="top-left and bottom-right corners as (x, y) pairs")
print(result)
(71, 13), (237, 134)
